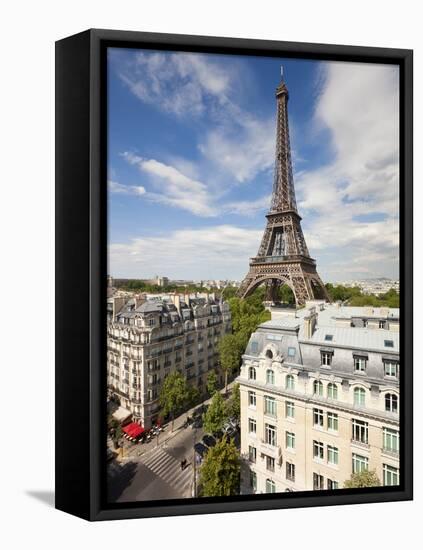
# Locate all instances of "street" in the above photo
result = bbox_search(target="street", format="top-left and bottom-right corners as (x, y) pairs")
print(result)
(108, 420), (204, 502)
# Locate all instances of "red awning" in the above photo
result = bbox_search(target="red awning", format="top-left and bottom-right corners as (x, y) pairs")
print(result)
(122, 422), (145, 438)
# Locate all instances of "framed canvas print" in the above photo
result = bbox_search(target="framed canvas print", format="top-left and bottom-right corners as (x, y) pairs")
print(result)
(55, 29), (413, 521)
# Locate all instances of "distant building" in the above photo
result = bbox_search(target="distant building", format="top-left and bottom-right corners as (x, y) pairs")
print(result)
(238, 302), (399, 494)
(107, 293), (232, 428)
(336, 278), (400, 296)
(155, 275), (169, 287)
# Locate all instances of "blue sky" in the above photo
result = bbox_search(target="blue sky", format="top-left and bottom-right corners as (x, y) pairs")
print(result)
(108, 48), (399, 282)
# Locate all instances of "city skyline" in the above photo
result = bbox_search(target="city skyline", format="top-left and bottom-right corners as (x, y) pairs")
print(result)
(108, 50), (399, 282)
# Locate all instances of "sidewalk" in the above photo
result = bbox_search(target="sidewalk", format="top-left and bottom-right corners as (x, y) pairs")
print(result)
(116, 381), (235, 461)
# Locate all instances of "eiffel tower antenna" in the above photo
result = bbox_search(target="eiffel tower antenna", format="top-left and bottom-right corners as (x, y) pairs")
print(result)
(238, 74), (329, 306)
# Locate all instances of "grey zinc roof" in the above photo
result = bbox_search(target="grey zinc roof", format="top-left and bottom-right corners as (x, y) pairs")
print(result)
(135, 301), (163, 314)
(260, 317), (301, 330)
(303, 325), (399, 353)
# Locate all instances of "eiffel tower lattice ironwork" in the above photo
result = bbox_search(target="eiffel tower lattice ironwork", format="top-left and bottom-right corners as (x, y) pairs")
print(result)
(238, 73), (329, 306)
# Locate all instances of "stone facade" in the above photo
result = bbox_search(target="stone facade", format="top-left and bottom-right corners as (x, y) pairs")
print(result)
(107, 294), (231, 428)
(239, 302), (400, 493)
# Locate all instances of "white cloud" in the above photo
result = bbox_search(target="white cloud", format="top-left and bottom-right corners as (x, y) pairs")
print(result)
(109, 225), (262, 279)
(120, 152), (271, 218)
(113, 50), (232, 117)
(198, 115), (275, 183)
(112, 50), (275, 184)
(108, 180), (146, 196)
(224, 195), (272, 216)
(122, 152), (218, 217)
(296, 62), (399, 280)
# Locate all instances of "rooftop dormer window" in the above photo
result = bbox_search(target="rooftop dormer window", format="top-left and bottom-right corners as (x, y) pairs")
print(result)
(384, 340), (394, 348)
(325, 334), (333, 342)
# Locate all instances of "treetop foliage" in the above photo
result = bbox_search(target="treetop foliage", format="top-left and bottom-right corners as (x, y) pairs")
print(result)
(325, 283), (399, 308)
(343, 470), (381, 488)
(199, 436), (240, 497)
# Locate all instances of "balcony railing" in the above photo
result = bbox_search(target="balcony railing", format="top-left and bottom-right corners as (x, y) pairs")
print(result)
(350, 438), (370, 449)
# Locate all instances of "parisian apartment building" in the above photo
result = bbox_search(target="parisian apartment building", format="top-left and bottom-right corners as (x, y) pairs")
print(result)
(238, 301), (400, 493)
(107, 293), (232, 428)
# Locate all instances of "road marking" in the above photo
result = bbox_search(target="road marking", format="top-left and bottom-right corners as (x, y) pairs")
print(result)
(139, 447), (192, 496)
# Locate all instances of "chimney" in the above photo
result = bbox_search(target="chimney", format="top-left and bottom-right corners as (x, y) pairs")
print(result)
(303, 307), (317, 339)
(173, 294), (182, 316)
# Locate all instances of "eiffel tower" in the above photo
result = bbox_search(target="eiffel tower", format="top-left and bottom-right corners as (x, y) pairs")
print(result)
(239, 71), (329, 306)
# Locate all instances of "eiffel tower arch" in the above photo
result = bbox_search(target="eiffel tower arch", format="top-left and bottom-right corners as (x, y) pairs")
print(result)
(239, 74), (329, 307)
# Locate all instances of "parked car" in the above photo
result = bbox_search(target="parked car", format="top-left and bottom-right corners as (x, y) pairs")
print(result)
(194, 442), (208, 459)
(202, 434), (217, 448)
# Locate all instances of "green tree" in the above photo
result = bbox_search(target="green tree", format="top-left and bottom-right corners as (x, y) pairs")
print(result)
(107, 415), (123, 449)
(206, 370), (218, 396)
(199, 436), (241, 497)
(202, 391), (228, 435)
(276, 284), (295, 304)
(226, 383), (240, 422)
(218, 333), (244, 393)
(344, 470), (381, 488)
(187, 384), (201, 407)
(159, 371), (191, 431)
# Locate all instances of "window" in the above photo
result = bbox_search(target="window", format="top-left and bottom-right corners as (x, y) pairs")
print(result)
(248, 445), (257, 463)
(352, 419), (368, 444)
(285, 374), (295, 390)
(285, 401), (295, 418)
(265, 423), (277, 446)
(286, 462), (295, 481)
(353, 387), (366, 406)
(148, 318), (155, 326)
(248, 418), (257, 434)
(313, 473), (324, 490)
(266, 456), (275, 472)
(383, 428), (399, 453)
(266, 369), (275, 385)
(321, 351), (332, 366)
(385, 393), (398, 413)
(248, 367), (256, 380)
(313, 380), (323, 396)
(384, 340), (394, 348)
(313, 408), (324, 428)
(384, 361), (399, 378)
(354, 356), (367, 373)
(327, 445), (339, 465)
(313, 440), (324, 460)
(286, 431), (295, 449)
(327, 412), (339, 432)
(327, 479), (339, 490)
(288, 347), (296, 357)
(264, 396), (277, 417)
(327, 383), (338, 400)
(352, 453), (368, 473)
(383, 464), (399, 486)
(248, 391), (256, 408)
(250, 470), (257, 491)
(379, 320), (386, 329)
(251, 341), (259, 353)
(266, 479), (276, 493)
(325, 334), (333, 342)
(267, 334), (282, 341)
(265, 349), (273, 359)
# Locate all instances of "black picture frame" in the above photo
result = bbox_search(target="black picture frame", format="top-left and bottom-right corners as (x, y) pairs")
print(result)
(55, 28), (413, 521)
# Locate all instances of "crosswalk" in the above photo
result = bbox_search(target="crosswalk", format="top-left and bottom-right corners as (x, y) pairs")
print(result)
(140, 447), (193, 497)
